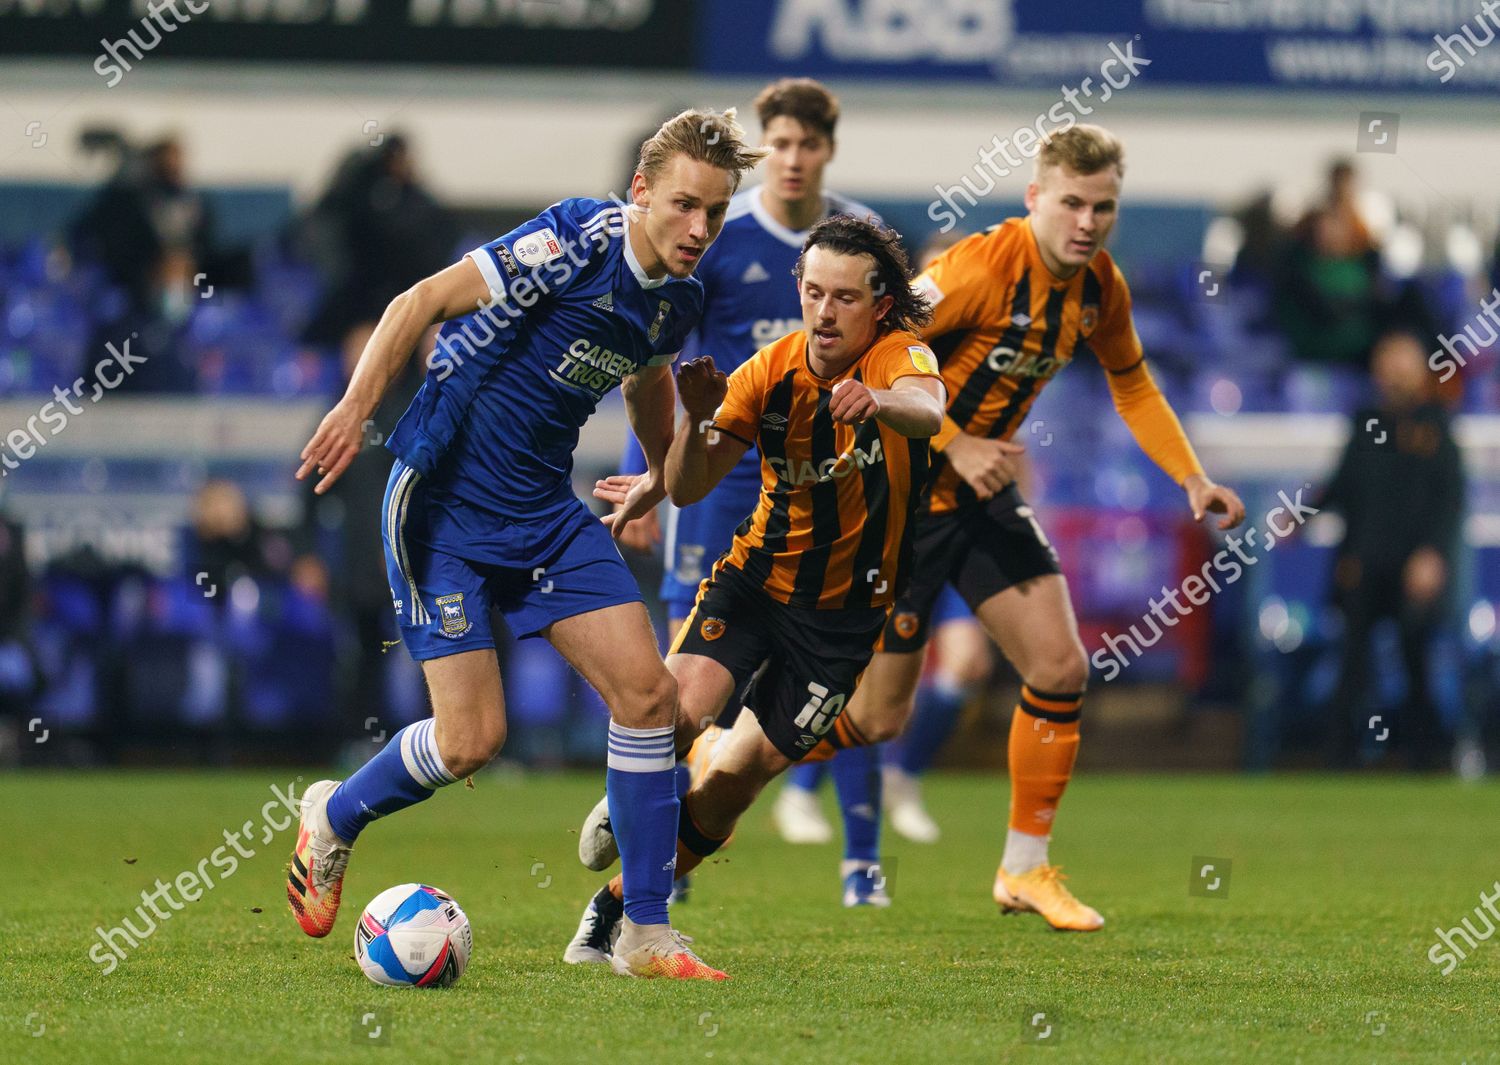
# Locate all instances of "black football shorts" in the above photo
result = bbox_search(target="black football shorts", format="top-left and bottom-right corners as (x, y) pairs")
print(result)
(670, 562), (888, 762)
(879, 484), (1061, 654)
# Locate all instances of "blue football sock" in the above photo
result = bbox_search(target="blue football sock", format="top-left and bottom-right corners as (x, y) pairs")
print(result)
(896, 677), (968, 777)
(830, 745), (881, 865)
(786, 759), (830, 792)
(606, 722), (678, 927)
(325, 719), (457, 842)
(674, 761), (692, 801)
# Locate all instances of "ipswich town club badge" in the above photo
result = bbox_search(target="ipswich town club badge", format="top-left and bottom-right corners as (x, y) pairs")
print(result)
(648, 299), (671, 343)
(436, 593), (469, 637)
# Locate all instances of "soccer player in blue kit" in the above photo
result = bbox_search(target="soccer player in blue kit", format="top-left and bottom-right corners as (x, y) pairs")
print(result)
(288, 109), (765, 981)
(611, 80), (893, 906)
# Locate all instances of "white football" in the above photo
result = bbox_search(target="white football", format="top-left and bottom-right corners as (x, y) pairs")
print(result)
(354, 883), (472, 988)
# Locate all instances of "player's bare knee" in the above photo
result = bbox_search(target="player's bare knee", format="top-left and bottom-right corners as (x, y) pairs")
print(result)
(858, 710), (905, 745)
(437, 718), (506, 778)
(1028, 645), (1089, 696)
(610, 668), (678, 730)
(943, 652), (990, 689)
(691, 765), (763, 838)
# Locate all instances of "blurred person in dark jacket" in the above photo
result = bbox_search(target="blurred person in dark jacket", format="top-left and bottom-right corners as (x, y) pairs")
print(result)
(0, 503), (40, 731)
(1319, 330), (1466, 768)
(1274, 159), (1384, 367)
(187, 480), (300, 602)
(301, 341), (426, 730)
(71, 136), (256, 393)
(299, 135), (456, 367)
(71, 136), (216, 317)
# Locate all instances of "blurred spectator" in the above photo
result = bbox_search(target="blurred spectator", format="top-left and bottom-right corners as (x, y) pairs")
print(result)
(70, 136), (256, 393)
(188, 480), (293, 594)
(70, 137), (216, 318)
(1491, 230), (1500, 297)
(299, 135), (456, 365)
(1274, 159), (1384, 367)
(1229, 188), (1281, 282)
(0, 504), (40, 726)
(301, 341), (425, 730)
(1318, 331), (1465, 768)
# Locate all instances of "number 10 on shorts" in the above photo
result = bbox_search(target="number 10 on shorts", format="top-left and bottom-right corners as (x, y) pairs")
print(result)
(794, 682), (846, 737)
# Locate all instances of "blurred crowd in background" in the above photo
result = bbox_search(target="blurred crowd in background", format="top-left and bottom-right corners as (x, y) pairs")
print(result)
(0, 128), (1494, 774)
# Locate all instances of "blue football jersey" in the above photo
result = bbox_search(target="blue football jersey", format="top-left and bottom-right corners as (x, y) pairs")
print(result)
(388, 197), (701, 516)
(621, 185), (877, 486)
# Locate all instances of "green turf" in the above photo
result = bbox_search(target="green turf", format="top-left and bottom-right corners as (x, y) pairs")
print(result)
(1, 769), (1497, 1063)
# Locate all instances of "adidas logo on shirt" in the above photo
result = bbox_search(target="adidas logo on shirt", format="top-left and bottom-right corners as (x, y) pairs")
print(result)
(592, 292), (614, 312)
(741, 261), (770, 284)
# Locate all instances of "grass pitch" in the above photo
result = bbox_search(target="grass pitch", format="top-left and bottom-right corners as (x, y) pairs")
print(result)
(1, 769), (1497, 1063)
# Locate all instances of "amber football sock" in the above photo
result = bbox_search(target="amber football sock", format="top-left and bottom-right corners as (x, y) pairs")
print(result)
(1003, 685), (1082, 874)
(802, 713), (873, 764)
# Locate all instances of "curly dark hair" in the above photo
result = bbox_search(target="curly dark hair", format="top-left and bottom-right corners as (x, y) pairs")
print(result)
(793, 214), (933, 335)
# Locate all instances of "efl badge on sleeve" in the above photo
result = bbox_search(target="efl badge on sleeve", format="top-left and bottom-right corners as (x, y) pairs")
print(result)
(907, 345), (940, 376)
(648, 299), (671, 343)
(436, 593), (470, 636)
(513, 227), (564, 267)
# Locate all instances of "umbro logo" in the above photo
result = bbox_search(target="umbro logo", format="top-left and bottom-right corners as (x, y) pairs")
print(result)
(761, 412), (787, 431)
(592, 292), (614, 312)
(1012, 313), (1032, 327)
(741, 261), (770, 284)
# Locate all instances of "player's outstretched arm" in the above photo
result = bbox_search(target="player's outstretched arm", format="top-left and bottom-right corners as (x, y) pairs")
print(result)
(296, 258), (493, 494)
(829, 376), (945, 437)
(1105, 359), (1246, 530)
(608, 363), (677, 541)
(665, 357), (749, 506)
(1182, 473), (1247, 531)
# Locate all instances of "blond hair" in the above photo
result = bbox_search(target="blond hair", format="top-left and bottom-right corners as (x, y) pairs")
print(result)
(636, 108), (769, 193)
(1036, 124), (1125, 182)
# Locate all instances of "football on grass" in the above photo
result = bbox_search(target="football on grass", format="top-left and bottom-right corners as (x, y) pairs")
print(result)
(354, 884), (472, 988)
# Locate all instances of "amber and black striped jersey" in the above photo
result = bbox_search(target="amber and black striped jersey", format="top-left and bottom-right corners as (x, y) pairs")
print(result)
(917, 216), (1204, 514)
(710, 329), (944, 611)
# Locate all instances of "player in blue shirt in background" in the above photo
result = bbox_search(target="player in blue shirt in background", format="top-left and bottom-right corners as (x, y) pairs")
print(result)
(289, 109), (766, 981)
(612, 80), (893, 907)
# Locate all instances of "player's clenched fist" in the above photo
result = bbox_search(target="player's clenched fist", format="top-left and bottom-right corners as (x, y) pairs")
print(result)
(677, 356), (728, 418)
(829, 378), (879, 424)
(942, 433), (1025, 500)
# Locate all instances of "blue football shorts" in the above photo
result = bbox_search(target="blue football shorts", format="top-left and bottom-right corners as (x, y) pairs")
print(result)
(382, 459), (643, 661)
(660, 478), (760, 619)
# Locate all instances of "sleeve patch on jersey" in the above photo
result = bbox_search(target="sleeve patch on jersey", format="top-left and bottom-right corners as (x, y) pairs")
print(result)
(495, 243), (521, 279)
(513, 227), (565, 267)
(907, 345), (940, 376)
(914, 274), (944, 307)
